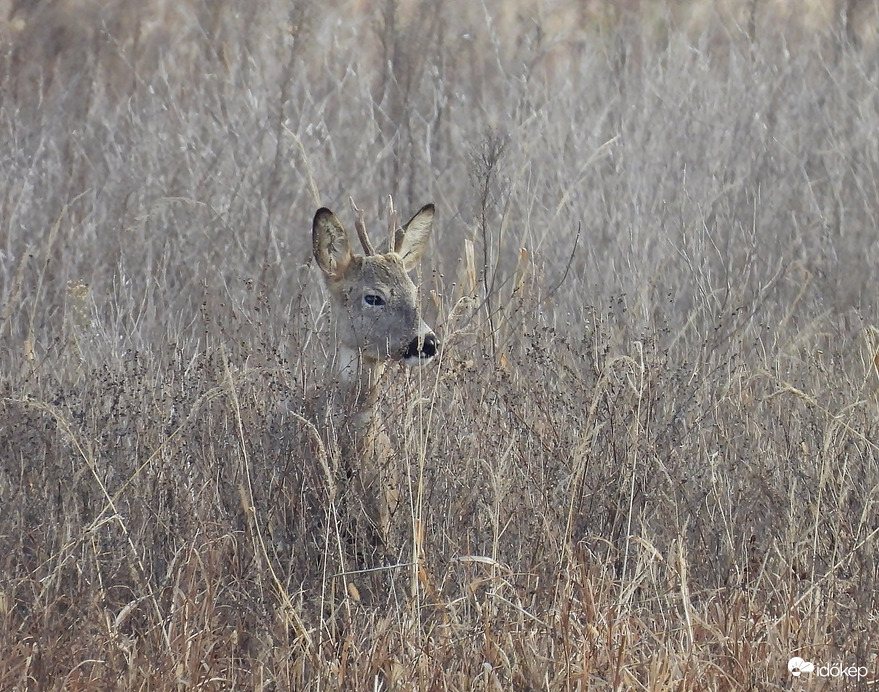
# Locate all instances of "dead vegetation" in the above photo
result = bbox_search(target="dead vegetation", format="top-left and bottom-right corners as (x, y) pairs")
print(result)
(0, 0), (877, 689)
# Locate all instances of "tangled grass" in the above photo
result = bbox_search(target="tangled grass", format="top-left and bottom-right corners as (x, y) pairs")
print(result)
(0, 1), (877, 689)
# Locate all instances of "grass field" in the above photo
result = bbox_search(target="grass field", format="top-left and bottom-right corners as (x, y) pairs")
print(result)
(1, 0), (878, 689)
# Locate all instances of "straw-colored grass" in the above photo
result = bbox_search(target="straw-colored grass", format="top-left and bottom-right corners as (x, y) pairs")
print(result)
(1, 1), (877, 689)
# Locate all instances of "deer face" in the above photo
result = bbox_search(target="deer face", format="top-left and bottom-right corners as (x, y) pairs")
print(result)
(313, 204), (438, 369)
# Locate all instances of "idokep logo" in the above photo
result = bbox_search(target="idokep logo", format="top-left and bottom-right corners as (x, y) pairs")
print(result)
(788, 656), (868, 680)
(788, 657), (815, 676)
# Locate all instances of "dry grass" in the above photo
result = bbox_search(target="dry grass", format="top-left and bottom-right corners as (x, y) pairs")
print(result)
(1, 0), (878, 689)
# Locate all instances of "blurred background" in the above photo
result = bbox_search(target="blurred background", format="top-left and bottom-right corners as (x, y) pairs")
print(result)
(0, 1), (877, 688)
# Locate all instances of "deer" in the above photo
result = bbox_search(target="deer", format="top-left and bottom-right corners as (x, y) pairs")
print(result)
(309, 199), (438, 563)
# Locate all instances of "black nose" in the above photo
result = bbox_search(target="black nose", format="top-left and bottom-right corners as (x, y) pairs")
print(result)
(421, 333), (438, 358)
(404, 333), (438, 360)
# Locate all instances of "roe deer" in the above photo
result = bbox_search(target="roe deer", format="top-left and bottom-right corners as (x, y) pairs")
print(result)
(311, 200), (437, 557)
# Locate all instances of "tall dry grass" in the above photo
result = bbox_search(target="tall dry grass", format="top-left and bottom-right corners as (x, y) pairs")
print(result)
(0, 0), (877, 689)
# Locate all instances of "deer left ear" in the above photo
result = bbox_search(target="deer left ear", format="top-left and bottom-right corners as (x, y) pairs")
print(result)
(395, 203), (434, 271)
(313, 208), (353, 277)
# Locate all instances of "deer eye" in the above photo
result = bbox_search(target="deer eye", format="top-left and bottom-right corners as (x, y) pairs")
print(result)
(364, 294), (386, 307)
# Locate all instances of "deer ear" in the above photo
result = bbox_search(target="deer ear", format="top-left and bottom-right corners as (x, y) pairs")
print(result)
(313, 208), (353, 277)
(395, 203), (434, 271)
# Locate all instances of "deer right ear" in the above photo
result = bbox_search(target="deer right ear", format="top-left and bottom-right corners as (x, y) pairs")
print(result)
(313, 208), (353, 277)
(396, 203), (434, 271)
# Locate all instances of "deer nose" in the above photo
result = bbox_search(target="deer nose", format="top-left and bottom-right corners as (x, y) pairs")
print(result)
(403, 332), (438, 362)
(420, 332), (438, 358)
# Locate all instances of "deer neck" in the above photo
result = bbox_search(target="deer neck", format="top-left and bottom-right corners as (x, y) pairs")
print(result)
(334, 345), (386, 429)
